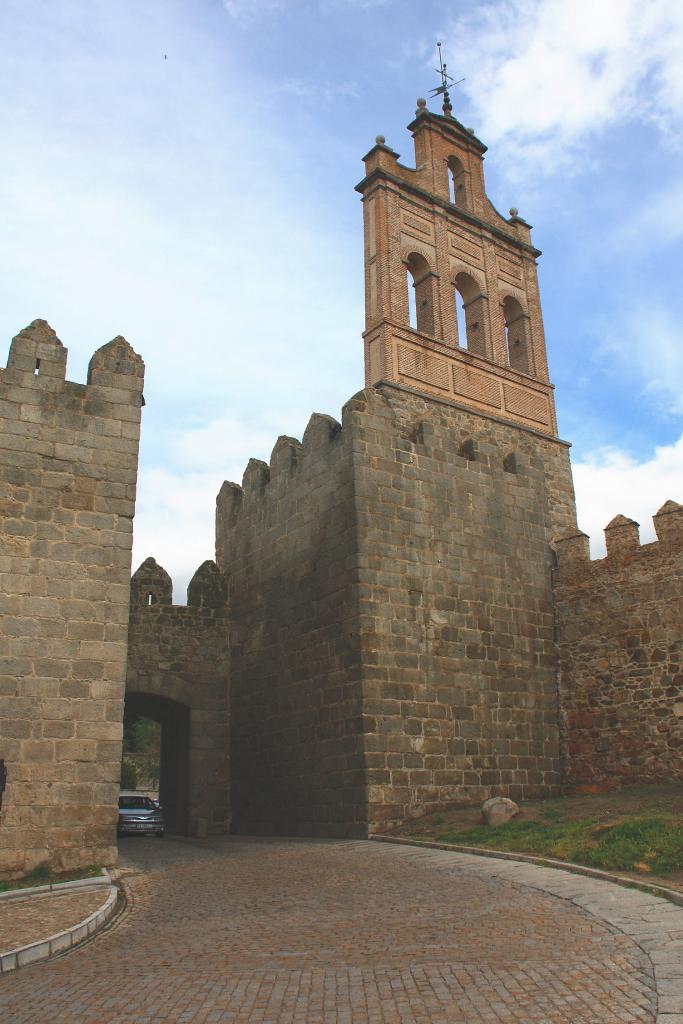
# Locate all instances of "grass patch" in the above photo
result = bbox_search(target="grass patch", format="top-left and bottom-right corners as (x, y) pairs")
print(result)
(0, 863), (103, 894)
(393, 785), (683, 886)
(436, 814), (683, 875)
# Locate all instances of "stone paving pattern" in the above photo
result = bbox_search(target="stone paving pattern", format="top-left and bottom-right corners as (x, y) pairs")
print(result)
(0, 837), (674, 1023)
(0, 888), (107, 952)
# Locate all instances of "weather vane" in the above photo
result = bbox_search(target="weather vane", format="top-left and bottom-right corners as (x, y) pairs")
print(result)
(429, 41), (465, 117)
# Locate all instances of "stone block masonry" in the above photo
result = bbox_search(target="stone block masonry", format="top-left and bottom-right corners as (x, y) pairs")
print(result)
(0, 320), (144, 877)
(554, 501), (683, 786)
(218, 382), (578, 837)
(355, 384), (577, 831)
(218, 410), (366, 837)
(126, 557), (230, 837)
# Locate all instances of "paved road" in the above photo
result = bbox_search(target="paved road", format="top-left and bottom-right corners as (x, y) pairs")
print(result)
(2, 888), (107, 952)
(0, 837), (660, 1022)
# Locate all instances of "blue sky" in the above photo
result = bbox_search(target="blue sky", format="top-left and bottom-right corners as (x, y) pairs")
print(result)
(1, 0), (682, 598)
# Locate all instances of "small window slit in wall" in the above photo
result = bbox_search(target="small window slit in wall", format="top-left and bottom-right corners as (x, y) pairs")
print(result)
(147, 592), (156, 606)
(34, 359), (41, 376)
(503, 452), (517, 474)
(458, 439), (476, 462)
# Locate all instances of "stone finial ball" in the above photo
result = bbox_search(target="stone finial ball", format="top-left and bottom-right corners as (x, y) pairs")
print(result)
(416, 98), (427, 108)
(375, 134), (386, 145)
(509, 207), (519, 217)
(466, 126), (475, 134)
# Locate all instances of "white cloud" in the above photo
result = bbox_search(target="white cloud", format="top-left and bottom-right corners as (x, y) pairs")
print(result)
(573, 433), (683, 556)
(599, 305), (683, 416)
(445, 0), (683, 175)
(133, 404), (335, 600)
(615, 177), (683, 251)
(132, 467), (221, 603)
(174, 417), (280, 470)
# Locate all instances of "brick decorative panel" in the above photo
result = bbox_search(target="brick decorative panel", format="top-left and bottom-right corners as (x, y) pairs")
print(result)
(503, 383), (550, 426)
(400, 209), (434, 244)
(452, 365), (502, 409)
(497, 253), (523, 285)
(367, 197), (377, 257)
(398, 345), (449, 390)
(367, 337), (383, 384)
(447, 231), (483, 265)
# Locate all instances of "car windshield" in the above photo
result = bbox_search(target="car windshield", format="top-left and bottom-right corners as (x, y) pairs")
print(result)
(119, 796), (156, 810)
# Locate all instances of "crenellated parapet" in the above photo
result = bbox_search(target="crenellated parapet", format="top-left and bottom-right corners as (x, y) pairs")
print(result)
(3, 319), (144, 405)
(553, 500), (683, 580)
(131, 556), (173, 607)
(130, 557), (228, 614)
(0, 320), (145, 522)
(215, 404), (348, 574)
(554, 501), (683, 787)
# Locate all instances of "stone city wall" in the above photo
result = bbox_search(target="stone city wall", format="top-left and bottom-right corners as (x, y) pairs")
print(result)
(554, 502), (683, 786)
(217, 407), (366, 838)
(0, 320), (143, 877)
(126, 557), (230, 837)
(218, 382), (578, 837)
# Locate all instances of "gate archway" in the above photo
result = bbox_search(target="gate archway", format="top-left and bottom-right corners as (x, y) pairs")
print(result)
(124, 692), (190, 835)
(123, 557), (231, 838)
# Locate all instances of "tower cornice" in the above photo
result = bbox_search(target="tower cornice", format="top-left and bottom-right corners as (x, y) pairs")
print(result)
(407, 108), (488, 154)
(355, 167), (541, 259)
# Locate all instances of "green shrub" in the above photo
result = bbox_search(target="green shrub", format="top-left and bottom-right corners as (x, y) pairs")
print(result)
(120, 758), (137, 790)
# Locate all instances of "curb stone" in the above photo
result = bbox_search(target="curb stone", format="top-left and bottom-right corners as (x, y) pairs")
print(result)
(0, 867), (111, 903)
(371, 835), (683, 1024)
(0, 876), (121, 974)
(371, 835), (683, 906)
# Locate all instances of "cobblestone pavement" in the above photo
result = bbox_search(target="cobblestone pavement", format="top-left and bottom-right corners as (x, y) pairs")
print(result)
(0, 837), (669, 1023)
(1, 889), (107, 952)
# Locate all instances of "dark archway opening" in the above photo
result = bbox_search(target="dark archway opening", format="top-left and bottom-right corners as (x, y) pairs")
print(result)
(123, 693), (191, 835)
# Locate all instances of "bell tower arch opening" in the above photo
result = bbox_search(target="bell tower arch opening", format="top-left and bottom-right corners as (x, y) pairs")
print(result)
(405, 251), (437, 336)
(454, 271), (488, 357)
(447, 155), (468, 210)
(503, 294), (532, 374)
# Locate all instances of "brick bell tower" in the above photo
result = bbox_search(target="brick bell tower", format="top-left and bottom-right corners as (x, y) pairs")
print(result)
(356, 96), (557, 437)
(347, 88), (579, 827)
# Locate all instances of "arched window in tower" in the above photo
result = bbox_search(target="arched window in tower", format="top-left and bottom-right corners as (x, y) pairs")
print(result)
(447, 156), (468, 210)
(454, 272), (487, 356)
(405, 252), (436, 336)
(503, 295), (531, 374)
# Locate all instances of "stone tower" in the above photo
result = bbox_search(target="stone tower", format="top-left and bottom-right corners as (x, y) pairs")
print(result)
(0, 321), (144, 875)
(220, 98), (579, 837)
